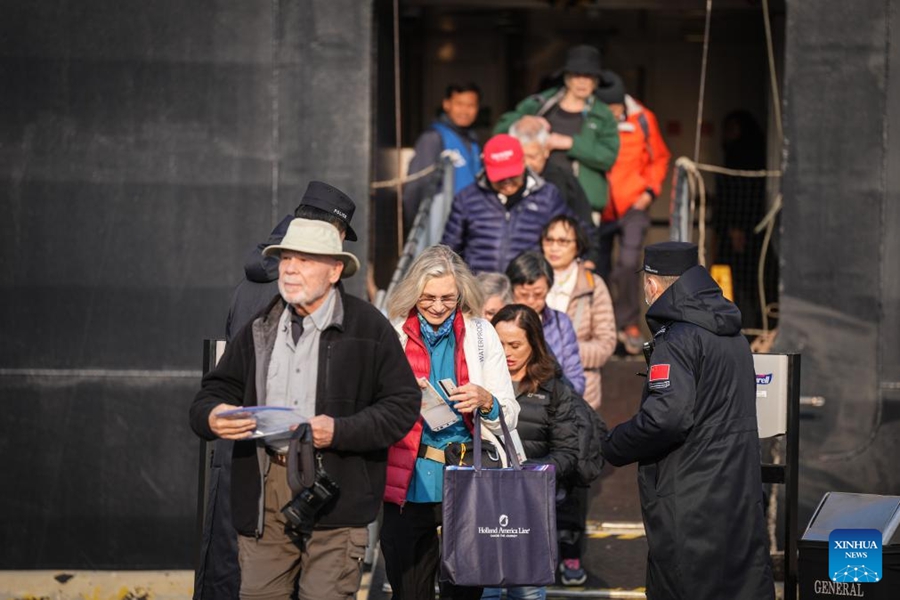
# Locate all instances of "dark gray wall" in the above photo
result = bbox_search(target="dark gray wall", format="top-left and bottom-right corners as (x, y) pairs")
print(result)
(0, 0), (372, 568)
(779, 0), (900, 529)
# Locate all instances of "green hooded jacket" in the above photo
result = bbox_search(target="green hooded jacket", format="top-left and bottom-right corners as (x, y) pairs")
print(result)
(494, 87), (620, 211)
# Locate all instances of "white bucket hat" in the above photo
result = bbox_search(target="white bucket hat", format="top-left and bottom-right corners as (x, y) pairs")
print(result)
(262, 219), (360, 278)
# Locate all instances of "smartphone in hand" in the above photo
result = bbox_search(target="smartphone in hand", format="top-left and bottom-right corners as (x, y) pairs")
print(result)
(438, 378), (456, 398)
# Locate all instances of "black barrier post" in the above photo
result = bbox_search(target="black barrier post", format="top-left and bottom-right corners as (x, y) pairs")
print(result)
(785, 353), (800, 600)
(760, 353), (800, 600)
(194, 339), (221, 569)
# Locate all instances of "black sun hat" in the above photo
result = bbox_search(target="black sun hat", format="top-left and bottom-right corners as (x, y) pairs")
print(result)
(562, 45), (603, 77)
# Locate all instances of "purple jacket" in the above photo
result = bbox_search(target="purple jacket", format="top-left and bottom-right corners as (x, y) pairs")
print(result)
(441, 170), (569, 274)
(542, 306), (586, 396)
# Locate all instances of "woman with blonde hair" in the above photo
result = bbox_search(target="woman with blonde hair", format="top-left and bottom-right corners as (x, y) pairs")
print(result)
(381, 245), (519, 600)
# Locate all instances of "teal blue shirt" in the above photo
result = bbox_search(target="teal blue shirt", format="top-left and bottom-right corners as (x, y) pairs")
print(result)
(407, 314), (499, 503)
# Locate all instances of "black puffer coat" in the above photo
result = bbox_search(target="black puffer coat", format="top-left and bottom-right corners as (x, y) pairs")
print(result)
(601, 266), (774, 600)
(515, 376), (580, 481)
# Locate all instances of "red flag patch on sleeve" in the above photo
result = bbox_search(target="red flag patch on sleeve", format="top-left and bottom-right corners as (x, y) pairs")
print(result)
(649, 364), (671, 381)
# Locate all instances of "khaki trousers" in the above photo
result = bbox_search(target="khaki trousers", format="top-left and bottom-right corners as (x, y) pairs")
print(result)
(237, 462), (368, 600)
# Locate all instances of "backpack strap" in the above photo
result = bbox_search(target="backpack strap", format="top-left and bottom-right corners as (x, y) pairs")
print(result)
(572, 269), (594, 333)
(535, 89), (566, 117)
(637, 112), (653, 161)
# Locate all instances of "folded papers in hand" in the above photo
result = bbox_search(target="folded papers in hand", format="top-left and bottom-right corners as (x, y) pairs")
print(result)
(218, 406), (308, 439)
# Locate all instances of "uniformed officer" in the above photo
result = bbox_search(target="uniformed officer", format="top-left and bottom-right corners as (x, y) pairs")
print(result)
(601, 241), (775, 600)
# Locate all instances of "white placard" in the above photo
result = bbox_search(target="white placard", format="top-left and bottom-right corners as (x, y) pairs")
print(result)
(753, 353), (789, 438)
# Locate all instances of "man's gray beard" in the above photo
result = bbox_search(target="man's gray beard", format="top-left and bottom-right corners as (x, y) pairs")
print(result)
(278, 279), (330, 310)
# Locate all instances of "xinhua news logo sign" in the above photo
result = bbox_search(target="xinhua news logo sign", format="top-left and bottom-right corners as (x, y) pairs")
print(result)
(829, 529), (882, 583)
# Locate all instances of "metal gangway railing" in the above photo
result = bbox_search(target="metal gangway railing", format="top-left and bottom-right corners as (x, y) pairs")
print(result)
(373, 153), (455, 312)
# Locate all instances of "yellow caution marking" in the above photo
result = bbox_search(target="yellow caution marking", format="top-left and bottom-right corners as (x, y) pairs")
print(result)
(585, 519), (646, 539)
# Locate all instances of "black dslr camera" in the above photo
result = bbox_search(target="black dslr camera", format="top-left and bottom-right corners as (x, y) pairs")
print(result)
(280, 424), (340, 540)
(282, 466), (339, 534)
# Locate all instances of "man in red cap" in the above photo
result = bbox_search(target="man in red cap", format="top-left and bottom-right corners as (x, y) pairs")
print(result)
(441, 133), (570, 274)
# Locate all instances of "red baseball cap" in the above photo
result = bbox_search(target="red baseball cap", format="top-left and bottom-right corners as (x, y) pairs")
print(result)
(483, 134), (525, 182)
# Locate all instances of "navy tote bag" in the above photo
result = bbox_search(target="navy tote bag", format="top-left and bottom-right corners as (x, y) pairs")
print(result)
(441, 407), (557, 587)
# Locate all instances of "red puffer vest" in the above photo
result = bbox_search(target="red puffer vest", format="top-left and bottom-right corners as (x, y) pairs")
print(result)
(382, 309), (474, 506)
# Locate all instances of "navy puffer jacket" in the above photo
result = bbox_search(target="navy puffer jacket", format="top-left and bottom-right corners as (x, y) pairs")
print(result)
(441, 169), (569, 274)
(541, 306), (586, 396)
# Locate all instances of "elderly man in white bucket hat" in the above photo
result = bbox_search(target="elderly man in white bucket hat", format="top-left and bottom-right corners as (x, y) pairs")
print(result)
(190, 218), (420, 600)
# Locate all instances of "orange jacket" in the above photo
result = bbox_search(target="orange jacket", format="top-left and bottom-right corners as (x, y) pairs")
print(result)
(602, 96), (671, 221)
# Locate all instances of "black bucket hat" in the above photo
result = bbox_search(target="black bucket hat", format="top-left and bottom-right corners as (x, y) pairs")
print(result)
(563, 45), (603, 77)
(595, 70), (625, 105)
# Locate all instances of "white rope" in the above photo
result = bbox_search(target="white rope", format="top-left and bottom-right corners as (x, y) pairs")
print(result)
(675, 157), (784, 335)
(369, 163), (438, 190)
(684, 0), (786, 334)
(674, 157), (707, 265)
(756, 193), (782, 333)
(692, 0), (714, 163)
(762, 0), (784, 143)
(694, 164), (782, 178)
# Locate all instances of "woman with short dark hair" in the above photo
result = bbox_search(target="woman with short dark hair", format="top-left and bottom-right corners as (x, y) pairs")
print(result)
(505, 250), (586, 396)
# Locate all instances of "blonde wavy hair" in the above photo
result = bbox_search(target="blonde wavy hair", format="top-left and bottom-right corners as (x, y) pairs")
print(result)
(386, 245), (484, 321)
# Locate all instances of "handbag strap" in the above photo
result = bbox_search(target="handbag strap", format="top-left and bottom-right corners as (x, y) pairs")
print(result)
(473, 404), (521, 472)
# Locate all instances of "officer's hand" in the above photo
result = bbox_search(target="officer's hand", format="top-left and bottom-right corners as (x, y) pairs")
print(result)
(209, 403), (257, 440)
(309, 415), (335, 448)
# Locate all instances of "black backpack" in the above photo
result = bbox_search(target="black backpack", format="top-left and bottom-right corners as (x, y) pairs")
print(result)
(570, 396), (608, 487)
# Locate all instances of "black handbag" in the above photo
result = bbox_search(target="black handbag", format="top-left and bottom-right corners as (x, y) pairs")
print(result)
(444, 438), (503, 468)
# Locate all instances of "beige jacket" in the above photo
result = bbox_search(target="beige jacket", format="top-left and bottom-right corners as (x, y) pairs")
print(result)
(566, 263), (617, 408)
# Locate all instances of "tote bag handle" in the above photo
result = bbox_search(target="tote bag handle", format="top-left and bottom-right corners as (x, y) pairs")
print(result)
(473, 405), (521, 472)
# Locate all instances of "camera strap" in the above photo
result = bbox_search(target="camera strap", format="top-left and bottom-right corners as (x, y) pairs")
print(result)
(286, 423), (316, 496)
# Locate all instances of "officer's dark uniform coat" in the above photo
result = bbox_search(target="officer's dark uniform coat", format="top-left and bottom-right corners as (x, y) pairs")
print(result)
(601, 265), (774, 600)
